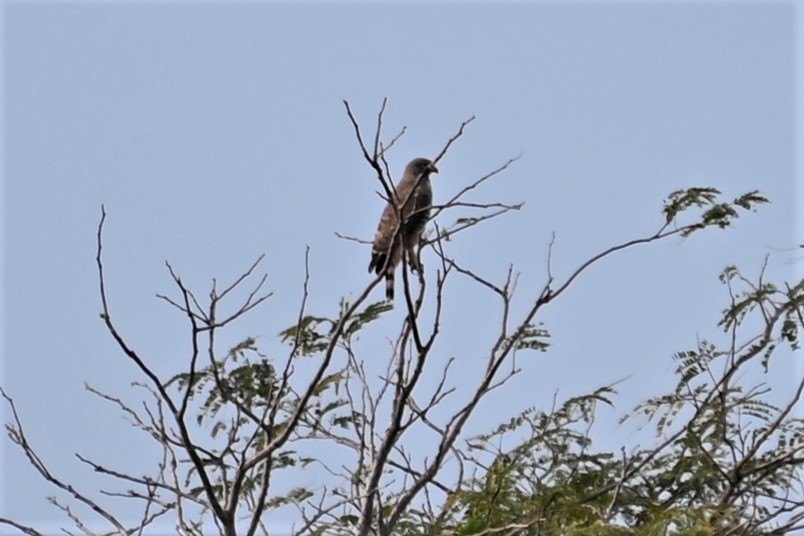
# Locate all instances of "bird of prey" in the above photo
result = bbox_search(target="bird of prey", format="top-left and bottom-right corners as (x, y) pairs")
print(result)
(368, 157), (439, 301)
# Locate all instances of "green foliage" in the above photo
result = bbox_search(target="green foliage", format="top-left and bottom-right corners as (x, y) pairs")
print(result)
(163, 329), (354, 518)
(445, 386), (620, 535)
(264, 486), (315, 509)
(395, 269), (803, 536)
(279, 315), (332, 356)
(715, 264), (803, 369)
(279, 300), (392, 357)
(344, 300), (393, 338)
(169, 299), (394, 523)
(505, 323), (551, 353)
(662, 188), (768, 237)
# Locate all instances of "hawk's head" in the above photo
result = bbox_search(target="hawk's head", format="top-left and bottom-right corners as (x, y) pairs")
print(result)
(407, 157), (438, 177)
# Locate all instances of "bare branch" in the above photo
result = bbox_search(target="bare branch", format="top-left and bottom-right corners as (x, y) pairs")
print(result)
(432, 115), (476, 165)
(0, 517), (45, 536)
(95, 206), (231, 530)
(1, 386), (129, 534)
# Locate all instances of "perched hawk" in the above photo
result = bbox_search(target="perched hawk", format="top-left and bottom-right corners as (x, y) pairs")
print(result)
(368, 157), (439, 301)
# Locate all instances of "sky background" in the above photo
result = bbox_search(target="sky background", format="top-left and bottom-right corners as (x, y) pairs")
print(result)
(2, 1), (802, 534)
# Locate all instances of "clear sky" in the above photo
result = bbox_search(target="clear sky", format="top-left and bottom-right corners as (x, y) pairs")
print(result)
(2, 1), (801, 533)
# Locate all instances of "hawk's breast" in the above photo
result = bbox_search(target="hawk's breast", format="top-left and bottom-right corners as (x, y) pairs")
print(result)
(405, 179), (432, 235)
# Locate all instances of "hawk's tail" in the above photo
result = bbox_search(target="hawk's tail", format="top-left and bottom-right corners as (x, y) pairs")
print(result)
(385, 270), (394, 301)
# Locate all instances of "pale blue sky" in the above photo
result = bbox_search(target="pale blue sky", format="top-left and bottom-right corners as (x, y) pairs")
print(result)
(2, 2), (801, 533)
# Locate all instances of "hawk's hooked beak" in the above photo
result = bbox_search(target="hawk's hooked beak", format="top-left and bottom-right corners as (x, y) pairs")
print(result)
(428, 162), (439, 174)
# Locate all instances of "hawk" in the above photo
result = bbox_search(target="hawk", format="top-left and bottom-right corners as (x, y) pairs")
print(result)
(368, 157), (439, 301)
